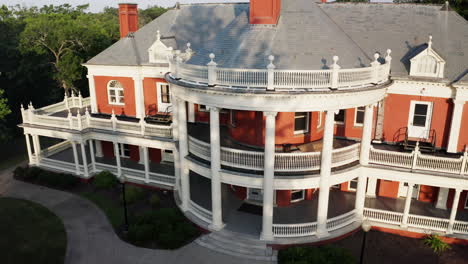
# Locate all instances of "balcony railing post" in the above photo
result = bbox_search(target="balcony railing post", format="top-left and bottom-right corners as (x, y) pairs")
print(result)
(411, 141), (420, 170)
(385, 49), (392, 77)
(85, 107), (91, 128)
(371, 53), (381, 84)
(67, 109), (73, 129)
(140, 118), (146, 136)
(111, 109), (117, 131)
(460, 146), (468, 175)
(64, 94), (69, 109)
(20, 104), (27, 123)
(207, 53), (217, 86)
(28, 102), (35, 122)
(174, 50), (182, 80)
(267, 55), (275, 91)
(78, 91), (83, 108)
(330, 56), (340, 89)
(77, 111), (82, 130)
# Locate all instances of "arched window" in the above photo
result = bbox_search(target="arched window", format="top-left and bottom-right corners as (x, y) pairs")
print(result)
(417, 55), (437, 75)
(108, 80), (124, 105)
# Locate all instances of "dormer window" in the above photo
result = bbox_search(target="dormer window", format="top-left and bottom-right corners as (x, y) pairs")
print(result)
(409, 35), (445, 79)
(148, 30), (174, 64)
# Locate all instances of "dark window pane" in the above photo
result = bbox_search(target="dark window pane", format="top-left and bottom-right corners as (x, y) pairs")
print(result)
(356, 111), (364, 124)
(295, 117), (306, 131)
(295, 112), (307, 117)
(413, 115), (426, 127)
(414, 104), (428, 115)
(291, 191), (303, 201)
(350, 180), (358, 189)
(335, 110), (345, 122)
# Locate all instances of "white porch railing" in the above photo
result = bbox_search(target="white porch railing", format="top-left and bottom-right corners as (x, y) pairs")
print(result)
(174, 51), (391, 91)
(326, 209), (357, 232)
(189, 136), (360, 173)
(363, 207), (468, 235)
(189, 200), (212, 224)
(21, 97), (172, 139)
(273, 222), (318, 238)
(369, 145), (468, 177)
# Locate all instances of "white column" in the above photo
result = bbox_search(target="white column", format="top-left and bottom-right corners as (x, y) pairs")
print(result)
(261, 111), (277, 241)
(143, 146), (150, 183)
(113, 142), (122, 177)
(133, 76), (145, 119)
(316, 110), (335, 237)
(354, 174), (367, 220)
(447, 99), (465, 153)
(138, 146), (145, 165)
(95, 140), (103, 158)
(178, 99), (190, 211)
(401, 182), (414, 228)
(447, 188), (462, 234)
(360, 104), (374, 165)
(24, 134), (34, 165)
(188, 102), (195, 123)
(89, 139), (96, 173)
(71, 141), (80, 175)
(86, 75), (98, 113)
(80, 141), (89, 177)
(209, 106), (224, 230)
(366, 177), (377, 197)
(435, 187), (449, 210)
(32, 135), (41, 163)
(172, 96), (181, 191)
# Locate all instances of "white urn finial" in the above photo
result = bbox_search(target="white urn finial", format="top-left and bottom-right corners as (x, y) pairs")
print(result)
(209, 53), (215, 61)
(333, 55), (339, 64)
(428, 35), (433, 49)
(156, 30), (161, 41)
(373, 53), (380, 62)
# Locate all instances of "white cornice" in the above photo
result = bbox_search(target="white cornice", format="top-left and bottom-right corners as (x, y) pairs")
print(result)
(387, 79), (454, 98)
(85, 64), (169, 79)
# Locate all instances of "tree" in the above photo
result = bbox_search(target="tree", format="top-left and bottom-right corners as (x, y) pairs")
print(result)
(139, 6), (168, 26)
(0, 88), (12, 142)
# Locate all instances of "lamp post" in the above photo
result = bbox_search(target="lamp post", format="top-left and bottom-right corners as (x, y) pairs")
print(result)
(360, 220), (372, 264)
(120, 175), (129, 233)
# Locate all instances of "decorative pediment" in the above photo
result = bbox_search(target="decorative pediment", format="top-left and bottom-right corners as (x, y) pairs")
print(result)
(148, 30), (174, 64)
(409, 36), (445, 78)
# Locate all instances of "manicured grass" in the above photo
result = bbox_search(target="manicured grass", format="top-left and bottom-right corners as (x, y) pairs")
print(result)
(0, 197), (67, 264)
(79, 191), (124, 228)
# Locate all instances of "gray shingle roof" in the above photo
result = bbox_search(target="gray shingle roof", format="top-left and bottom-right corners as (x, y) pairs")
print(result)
(86, 1), (468, 82)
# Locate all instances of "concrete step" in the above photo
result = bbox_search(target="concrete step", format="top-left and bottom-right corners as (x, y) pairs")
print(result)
(207, 232), (268, 251)
(199, 235), (267, 255)
(195, 236), (277, 262)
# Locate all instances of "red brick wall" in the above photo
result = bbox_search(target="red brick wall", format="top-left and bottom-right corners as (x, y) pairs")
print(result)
(94, 76), (136, 116)
(149, 148), (161, 163)
(231, 185), (247, 200)
(447, 189), (468, 210)
(128, 145), (140, 162)
(276, 190), (291, 207)
(118, 4), (138, 38)
(249, 0), (281, 24)
(102, 141), (114, 158)
(457, 104), (468, 152)
(143, 78), (166, 116)
(377, 179), (400, 198)
(382, 94), (452, 148)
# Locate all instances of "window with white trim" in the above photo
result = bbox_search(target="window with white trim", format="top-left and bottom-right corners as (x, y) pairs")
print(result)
(118, 143), (130, 158)
(156, 82), (171, 112)
(291, 190), (305, 203)
(294, 112), (310, 134)
(348, 179), (358, 191)
(334, 109), (345, 124)
(198, 104), (208, 112)
(354, 107), (365, 126)
(108, 80), (124, 105)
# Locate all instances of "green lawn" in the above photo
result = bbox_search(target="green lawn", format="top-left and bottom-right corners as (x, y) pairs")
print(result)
(0, 197), (67, 264)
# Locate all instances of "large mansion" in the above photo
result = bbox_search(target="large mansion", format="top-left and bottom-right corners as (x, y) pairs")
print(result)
(19, 0), (468, 260)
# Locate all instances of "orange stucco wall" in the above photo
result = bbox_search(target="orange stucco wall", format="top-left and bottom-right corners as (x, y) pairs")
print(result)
(334, 108), (377, 140)
(149, 148), (161, 163)
(193, 104), (229, 125)
(377, 180), (400, 198)
(457, 104), (468, 151)
(102, 141), (114, 158)
(94, 76), (136, 116)
(229, 110), (264, 147)
(143, 77), (167, 116)
(447, 189), (468, 210)
(249, 0), (281, 25)
(276, 190), (291, 207)
(382, 94), (452, 148)
(232, 185), (247, 200)
(418, 185), (438, 203)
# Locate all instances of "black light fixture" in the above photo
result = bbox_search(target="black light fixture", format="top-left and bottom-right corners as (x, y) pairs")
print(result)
(360, 220), (372, 264)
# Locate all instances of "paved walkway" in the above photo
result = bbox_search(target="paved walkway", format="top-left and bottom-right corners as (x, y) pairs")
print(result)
(0, 163), (274, 264)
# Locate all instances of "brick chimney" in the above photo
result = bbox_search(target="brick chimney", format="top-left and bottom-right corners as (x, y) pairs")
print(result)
(118, 3), (138, 38)
(250, 0), (281, 25)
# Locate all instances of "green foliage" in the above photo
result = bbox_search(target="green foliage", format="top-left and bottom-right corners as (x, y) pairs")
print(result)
(14, 166), (79, 189)
(139, 6), (168, 26)
(149, 194), (161, 207)
(121, 185), (145, 204)
(423, 234), (451, 254)
(0, 89), (11, 121)
(92, 170), (118, 189)
(279, 246), (356, 264)
(128, 208), (200, 249)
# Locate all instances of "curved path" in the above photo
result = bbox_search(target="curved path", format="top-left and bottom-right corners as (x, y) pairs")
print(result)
(0, 164), (274, 264)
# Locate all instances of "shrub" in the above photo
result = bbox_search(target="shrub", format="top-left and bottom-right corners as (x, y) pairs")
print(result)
(127, 224), (155, 245)
(37, 171), (79, 189)
(423, 234), (451, 254)
(93, 171), (118, 189)
(279, 246), (356, 264)
(149, 194), (160, 207)
(13, 166), (28, 179)
(121, 185), (145, 204)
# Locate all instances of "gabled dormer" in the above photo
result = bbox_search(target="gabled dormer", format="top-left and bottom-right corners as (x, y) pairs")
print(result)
(409, 36), (445, 79)
(148, 30), (173, 64)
